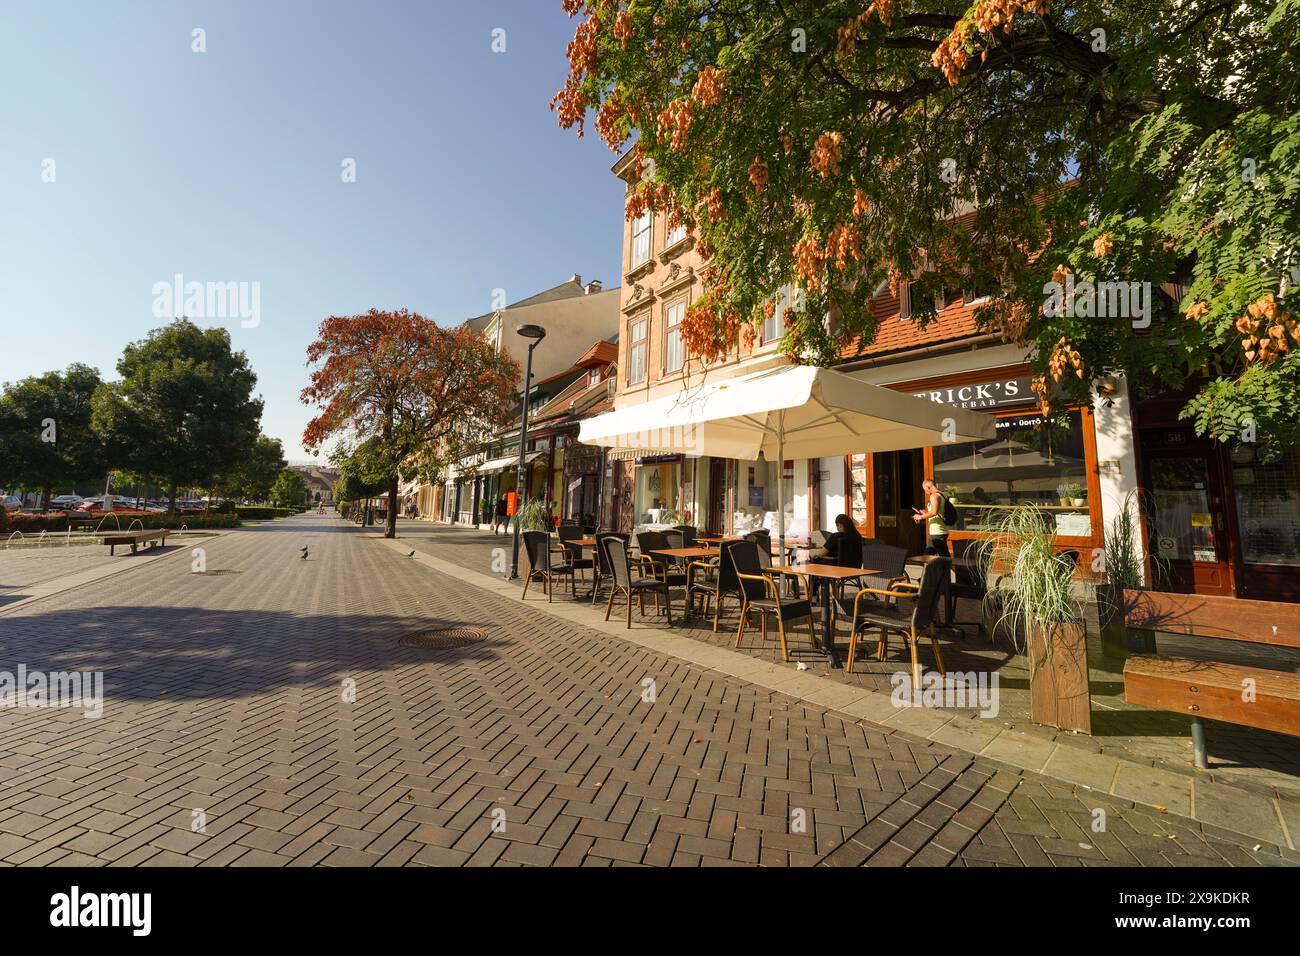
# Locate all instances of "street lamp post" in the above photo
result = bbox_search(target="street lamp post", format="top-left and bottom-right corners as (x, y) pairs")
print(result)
(510, 323), (546, 579)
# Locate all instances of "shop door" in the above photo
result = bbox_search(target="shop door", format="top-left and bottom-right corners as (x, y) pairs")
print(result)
(612, 460), (635, 532)
(872, 450), (927, 553)
(1142, 445), (1233, 595)
(708, 459), (729, 533)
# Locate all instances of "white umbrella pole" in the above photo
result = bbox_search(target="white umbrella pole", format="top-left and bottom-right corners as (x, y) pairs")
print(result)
(777, 412), (786, 560)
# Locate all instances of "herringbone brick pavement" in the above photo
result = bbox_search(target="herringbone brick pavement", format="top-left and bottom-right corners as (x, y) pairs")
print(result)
(0, 516), (1290, 866)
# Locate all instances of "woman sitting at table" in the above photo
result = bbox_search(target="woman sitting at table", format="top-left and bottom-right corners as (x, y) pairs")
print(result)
(809, 514), (863, 565)
(807, 514), (863, 597)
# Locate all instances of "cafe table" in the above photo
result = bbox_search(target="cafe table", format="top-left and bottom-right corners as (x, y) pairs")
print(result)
(767, 563), (880, 668)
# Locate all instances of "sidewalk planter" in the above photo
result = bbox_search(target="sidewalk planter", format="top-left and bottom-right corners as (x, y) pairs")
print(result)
(981, 506), (1094, 735)
(1028, 620), (1092, 733)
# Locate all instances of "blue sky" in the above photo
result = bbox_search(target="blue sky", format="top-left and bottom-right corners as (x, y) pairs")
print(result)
(0, 1), (624, 460)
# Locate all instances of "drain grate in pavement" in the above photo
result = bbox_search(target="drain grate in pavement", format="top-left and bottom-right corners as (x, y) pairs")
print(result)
(399, 626), (488, 650)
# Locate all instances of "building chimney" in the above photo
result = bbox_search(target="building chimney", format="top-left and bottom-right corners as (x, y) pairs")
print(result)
(571, 273), (582, 286)
(584, 279), (603, 295)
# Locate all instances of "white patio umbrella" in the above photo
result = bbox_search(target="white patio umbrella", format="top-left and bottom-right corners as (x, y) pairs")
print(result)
(577, 364), (997, 555)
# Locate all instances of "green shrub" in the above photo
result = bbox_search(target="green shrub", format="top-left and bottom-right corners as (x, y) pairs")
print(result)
(233, 506), (296, 520)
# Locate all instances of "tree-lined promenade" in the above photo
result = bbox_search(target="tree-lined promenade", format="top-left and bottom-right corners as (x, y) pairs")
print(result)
(0, 320), (304, 514)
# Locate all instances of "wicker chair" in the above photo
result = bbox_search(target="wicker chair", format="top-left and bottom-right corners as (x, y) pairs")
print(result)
(590, 532), (630, 605)
(635, 531), (689, 589)
(602, 536), (673, 628)
(834, 541), (912, 618)
(672, 525), (698, 547)
(521, 530), (575, 603)
(557, 523), (594, 587)
(844, 557), (950, 686)
(727, 540), (816, 662)
(688, 539), (740, 631)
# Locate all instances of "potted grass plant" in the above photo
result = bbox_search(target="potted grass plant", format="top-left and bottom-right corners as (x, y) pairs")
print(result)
(516, 497), (549, 532)
(981, 506), (1092, 733)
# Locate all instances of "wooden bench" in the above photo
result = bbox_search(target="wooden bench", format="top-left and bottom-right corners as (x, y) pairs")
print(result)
(1121, 589), (1300, 768)
(100, 529), (168, 556)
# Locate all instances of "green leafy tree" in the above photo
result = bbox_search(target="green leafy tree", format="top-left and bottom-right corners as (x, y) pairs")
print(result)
(555, 0), (1300, 452)
(270, 468), (311, 509)
(92, 320), (264, 513)
(0, 364), (105, 509)
(226, 435), (287, 503)
(330, 441), (391, 521)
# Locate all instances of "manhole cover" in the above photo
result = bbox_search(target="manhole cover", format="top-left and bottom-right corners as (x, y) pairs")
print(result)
(399, 626), (488, 650)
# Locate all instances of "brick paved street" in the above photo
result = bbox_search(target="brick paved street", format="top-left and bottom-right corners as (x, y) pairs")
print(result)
(397, 520), (1300, 806)
(0, 515), (1292, 866)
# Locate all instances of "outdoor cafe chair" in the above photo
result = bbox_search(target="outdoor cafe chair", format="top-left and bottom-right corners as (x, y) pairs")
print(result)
(727, 540), (816, 663)
(522, 530), (575, 603)
(602, 536), (673, 628)
(635, 531), (689, 590)
(946, 538), (990, 634)
(557, 523), (594, 585)
(843, 557), (950, 687)
(671, 525), (698, 547)
(590, 531), (630, 606)
(835, 541), (912, 619)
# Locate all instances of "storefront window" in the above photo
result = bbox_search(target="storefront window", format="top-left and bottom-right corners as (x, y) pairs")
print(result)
(636, 458), (681, 525)
(734, 457), (795, 533)
(1233, 445), (1300, 566)
(932, 409), (1092, 537)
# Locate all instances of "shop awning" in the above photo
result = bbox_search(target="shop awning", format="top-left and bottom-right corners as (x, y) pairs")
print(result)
(477, 450), (545, 475)
(577, 364), (996, 550)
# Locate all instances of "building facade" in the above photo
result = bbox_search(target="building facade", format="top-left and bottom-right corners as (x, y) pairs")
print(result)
(604, 151), (1146, 580)
(410, 276), (620, 528)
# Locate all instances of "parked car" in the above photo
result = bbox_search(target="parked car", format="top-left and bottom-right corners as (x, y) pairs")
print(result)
(49, 495), (84, 511)
(2, 495), (24, 513)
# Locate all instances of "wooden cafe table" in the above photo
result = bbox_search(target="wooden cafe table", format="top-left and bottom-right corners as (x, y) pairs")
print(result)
(767, 563), (880, 668)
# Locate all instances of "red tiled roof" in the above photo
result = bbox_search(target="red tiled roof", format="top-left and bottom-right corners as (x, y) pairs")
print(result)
(575, 339), (618, 369)
(843, 286), (982, 360)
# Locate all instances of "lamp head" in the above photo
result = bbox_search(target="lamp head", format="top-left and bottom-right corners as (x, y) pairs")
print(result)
(516, 323), (546, 342)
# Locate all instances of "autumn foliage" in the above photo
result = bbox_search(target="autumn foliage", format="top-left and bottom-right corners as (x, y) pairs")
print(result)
(301, 310), (519, 537)
(552, 0), (1300, 452)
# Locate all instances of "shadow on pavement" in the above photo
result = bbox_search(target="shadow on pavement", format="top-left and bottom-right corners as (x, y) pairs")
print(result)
(0, 605), (506, 703)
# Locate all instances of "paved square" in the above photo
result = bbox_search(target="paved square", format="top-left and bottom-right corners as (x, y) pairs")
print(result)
(0, 516), (1291, 866)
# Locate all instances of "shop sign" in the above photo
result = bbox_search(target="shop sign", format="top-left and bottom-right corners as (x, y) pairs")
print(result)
(913, 376), (1034, 411)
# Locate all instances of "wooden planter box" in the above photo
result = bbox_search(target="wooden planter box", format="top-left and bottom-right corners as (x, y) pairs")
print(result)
(1028, 620), (1092, 733)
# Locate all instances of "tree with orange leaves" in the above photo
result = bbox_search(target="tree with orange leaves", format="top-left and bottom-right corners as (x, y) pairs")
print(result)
(553, 0), (1300, 454)
(301, 310), (519, 538)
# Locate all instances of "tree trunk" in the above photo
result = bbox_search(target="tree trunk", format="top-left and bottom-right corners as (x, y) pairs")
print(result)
(41, 485), (52, 512)
(385, 477), (398, 538)
(168, 482), (178, 516)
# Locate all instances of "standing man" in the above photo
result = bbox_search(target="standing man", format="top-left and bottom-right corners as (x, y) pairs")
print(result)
(912, 478), (951, 557)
